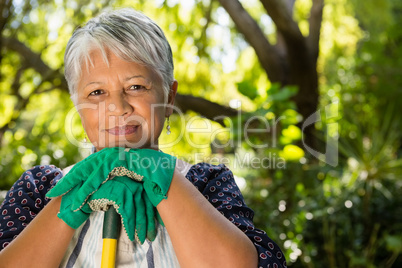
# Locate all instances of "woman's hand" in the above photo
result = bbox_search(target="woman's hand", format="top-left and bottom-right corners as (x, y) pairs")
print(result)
(80, 176), (160, 243)
(47, 147), (176, 208)
(46, 148), (176, 233)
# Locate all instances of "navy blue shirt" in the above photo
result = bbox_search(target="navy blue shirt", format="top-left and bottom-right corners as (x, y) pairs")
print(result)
(0, 163), (286, 267)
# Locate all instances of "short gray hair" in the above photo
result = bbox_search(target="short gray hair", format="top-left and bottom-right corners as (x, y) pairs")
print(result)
(64, 8), (174, 103)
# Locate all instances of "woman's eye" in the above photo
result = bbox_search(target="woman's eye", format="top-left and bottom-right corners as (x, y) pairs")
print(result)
(129, 85), (147, 91)
(89, 89), (103, 96)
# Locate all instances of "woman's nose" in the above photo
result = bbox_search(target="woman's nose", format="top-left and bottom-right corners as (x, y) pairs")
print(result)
(107, 93), (133, 116)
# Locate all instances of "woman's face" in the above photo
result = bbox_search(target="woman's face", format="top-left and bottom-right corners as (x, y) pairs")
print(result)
(76, 49), (177, 150)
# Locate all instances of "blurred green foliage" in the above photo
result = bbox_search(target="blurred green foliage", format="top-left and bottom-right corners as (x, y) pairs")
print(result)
(1, 0), (401, 266)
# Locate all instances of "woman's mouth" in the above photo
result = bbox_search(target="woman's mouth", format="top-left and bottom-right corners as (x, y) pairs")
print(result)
(106, 125), (139, 135)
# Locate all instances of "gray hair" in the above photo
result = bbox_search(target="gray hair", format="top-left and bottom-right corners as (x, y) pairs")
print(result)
(64, 8), (174, 104)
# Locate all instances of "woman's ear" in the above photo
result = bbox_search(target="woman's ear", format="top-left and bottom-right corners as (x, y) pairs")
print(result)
(165, 80), (178, 117)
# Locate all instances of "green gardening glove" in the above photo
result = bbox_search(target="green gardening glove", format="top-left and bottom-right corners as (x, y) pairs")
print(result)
(47, 147), (176, 210)
(46, 147), (129, 201)
(46, 148), (131, 229)
(80, 176), (159, 244)
(123, 148), (177, 207)
(54, 185), (90, 229)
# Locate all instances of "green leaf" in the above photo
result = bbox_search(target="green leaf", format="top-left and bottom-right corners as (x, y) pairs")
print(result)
(385, 235), (402, 252)
(237, 81), (258, 100)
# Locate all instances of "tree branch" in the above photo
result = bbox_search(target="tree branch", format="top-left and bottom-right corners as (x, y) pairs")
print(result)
(0, 0), (14, 81)
(0, 0), (13, 30)
(260, 0), (304, 43)
(174, 94), (238, 126)
(217, 0), (287, 84)
(3, 37), (68, 90)
(260, 0), (314, 89)
(196, 0), (214, 58)
(308, 0), (324, 60)
(273, 0), (295, 59)
(11, 66), (25, 96)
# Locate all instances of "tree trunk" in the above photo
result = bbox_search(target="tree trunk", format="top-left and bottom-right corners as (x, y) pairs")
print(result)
(218, 0), (323, 150)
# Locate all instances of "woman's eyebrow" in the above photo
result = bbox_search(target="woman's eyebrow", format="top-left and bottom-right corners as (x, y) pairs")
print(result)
(125, 75), (153, 87)
(83, 76), (146, 88)
(125, 75), (145, 81)
(84, 81), (104, 89)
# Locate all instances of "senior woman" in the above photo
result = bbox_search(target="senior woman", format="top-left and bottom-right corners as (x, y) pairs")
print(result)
(0, 8), (285, 268)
